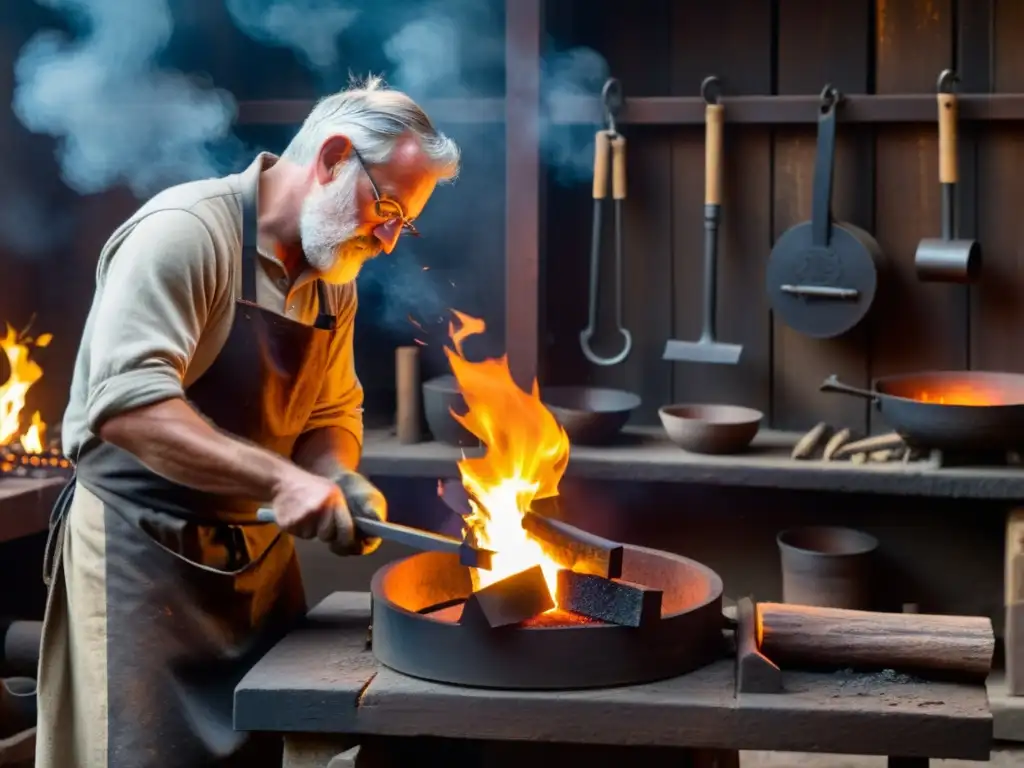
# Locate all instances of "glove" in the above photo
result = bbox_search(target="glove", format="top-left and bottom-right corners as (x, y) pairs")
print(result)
(331, 469), (388, 556)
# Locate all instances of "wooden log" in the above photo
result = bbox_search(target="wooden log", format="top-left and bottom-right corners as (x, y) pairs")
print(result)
(756, 602), (994, 680)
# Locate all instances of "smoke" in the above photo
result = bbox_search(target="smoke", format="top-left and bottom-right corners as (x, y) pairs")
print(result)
(12, 0), (239, 197)
(224, 0), (360, 74)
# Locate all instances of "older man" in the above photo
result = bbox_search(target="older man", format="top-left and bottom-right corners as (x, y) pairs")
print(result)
(35, 77), (461, 768)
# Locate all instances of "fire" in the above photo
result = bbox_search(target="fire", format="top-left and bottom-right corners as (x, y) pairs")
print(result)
(913, 388), (1003, 406)
(0, 323), (51, 454)
(444, 311), (570, 602)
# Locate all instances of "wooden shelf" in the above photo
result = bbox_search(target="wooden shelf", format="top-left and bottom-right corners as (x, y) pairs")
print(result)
(361, 427), (1024, 500)
(549, 93), (1024, 126)
(236, 97), (506, 125)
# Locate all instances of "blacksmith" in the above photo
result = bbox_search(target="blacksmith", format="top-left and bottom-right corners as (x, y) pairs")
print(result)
(35, 76), (461, 767)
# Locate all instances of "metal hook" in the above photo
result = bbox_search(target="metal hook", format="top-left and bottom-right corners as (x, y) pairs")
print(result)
(937, 69), (959, 93)
(700, 75), (722, 105)
(601, 77), (623, 133)
(819, 84), (842, 114)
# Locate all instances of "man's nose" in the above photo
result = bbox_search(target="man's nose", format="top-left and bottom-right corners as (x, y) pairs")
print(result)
(373, 220), (402, 254)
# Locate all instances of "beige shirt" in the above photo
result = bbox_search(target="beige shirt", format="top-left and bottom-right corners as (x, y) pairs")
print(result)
(62, 154), (363, 461)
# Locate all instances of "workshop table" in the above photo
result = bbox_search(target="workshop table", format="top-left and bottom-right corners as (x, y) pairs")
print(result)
(235, 592), (992, 768)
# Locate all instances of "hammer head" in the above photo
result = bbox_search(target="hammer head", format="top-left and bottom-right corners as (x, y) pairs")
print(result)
(914, 237), (981, 283)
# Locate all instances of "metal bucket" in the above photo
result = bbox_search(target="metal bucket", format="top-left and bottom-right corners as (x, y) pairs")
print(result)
(776, 526), (878, 609)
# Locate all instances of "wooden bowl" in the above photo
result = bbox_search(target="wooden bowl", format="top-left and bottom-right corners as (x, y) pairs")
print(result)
(658, 404), (763, 455)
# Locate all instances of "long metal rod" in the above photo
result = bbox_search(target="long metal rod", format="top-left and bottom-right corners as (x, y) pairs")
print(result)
(548, 93), (1024, 126)
(254, 508), (494, 568)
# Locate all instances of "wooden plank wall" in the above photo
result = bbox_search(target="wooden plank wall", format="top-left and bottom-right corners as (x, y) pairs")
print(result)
(544, 0), (1024, 433)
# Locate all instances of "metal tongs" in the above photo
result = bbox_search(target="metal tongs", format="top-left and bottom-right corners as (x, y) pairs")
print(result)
(579, 77), (632, 367)
(256, 506), (494, 569)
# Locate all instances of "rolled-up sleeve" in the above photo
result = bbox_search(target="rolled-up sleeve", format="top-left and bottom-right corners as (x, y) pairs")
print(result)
(303, 283), (364, 446)
(85, 209), (221, 433)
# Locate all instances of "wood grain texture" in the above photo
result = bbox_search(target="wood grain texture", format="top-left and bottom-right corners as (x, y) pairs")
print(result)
(757, 602), (994, 680)
(542, 0), (674, 423)
(236, 592), (991, 760)
(667, 0), (772, 416)
(871, 0), (966, 427)
(972, 0), (1024, 372)
(771, 0), (874, 433)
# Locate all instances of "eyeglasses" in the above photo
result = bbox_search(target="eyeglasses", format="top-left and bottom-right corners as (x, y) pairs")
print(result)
(349, 147), (421, 238)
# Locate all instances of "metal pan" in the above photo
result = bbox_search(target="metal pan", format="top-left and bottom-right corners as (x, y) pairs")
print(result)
(820, 372), (1024, 451)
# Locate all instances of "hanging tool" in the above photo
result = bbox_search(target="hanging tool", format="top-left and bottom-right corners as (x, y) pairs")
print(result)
(662, 76), (743, 365)
(766, 85), (883, 338)
(579, 77), (632, 367)
(255, 507), (495, 569)
(914, 69), (982, 283)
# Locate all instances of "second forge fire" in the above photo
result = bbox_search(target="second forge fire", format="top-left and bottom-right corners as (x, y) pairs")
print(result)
(0, 321), (70, 476)
(444, 310), (570, 603)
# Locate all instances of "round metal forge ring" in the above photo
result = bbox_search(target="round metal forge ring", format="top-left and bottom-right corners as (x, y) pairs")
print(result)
(370, 545), (724, 690)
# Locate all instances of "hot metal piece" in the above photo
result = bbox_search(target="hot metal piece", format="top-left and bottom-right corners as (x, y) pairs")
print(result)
(734, 597), (781, 694)
(555, 569), (662, 628)
(460, 565), (554, 628)
(521, 511), (623, 578)
(370, 547), (724, 690)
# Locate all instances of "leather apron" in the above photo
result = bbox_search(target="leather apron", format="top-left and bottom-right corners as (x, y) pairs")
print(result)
(35, 177), (339, 768)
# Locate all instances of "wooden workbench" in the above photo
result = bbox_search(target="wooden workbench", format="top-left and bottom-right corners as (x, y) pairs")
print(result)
(0, 477), (64, 543)
(235, 592), (992, 768)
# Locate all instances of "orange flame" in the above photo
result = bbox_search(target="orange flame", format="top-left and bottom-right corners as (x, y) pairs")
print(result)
(444, 310), (570, 601)
(0, 324), (51, 454)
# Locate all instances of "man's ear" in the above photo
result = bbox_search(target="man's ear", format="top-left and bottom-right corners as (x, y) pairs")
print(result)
(316, 134), (352, 185)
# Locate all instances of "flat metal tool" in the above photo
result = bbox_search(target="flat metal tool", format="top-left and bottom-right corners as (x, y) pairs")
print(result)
(255, 508), (494, 569)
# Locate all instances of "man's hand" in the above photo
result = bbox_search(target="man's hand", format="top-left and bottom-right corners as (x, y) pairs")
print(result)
(269, 466), (387, 556)
(333, 470), (387, 556)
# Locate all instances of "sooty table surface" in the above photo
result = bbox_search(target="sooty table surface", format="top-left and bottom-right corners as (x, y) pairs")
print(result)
(360, 428), (1024, 500)
(0, 477), (64, 543)
(235, 592), (991, 760)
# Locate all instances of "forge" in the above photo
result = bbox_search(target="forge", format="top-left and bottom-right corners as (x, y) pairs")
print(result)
(369, 544), (724, 690)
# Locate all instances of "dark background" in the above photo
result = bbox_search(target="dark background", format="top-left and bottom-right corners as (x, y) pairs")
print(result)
(0, 0), (1013, 631)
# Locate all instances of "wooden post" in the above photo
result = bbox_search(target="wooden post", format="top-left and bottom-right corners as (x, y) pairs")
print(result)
(504, 0), (543, 391)
(1006, 509), (1024, 694)
(394, 346), (421, 445)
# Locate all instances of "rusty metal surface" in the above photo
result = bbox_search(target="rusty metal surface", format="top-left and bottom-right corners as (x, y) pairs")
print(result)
(369, 546), (724, 690)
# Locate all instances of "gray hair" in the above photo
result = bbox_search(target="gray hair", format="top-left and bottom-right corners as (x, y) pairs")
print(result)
(281, 74), (460, 183)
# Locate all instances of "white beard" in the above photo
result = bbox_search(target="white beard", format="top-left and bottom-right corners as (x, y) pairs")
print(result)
(299, 161), (380, 285)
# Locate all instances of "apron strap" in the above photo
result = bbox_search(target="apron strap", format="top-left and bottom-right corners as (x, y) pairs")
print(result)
(239, 180), (260, 305)
(43, 474), (77, 587)
(314, 280), (338, 331)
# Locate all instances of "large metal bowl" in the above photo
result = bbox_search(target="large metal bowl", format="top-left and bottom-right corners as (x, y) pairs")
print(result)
(659, 404), (763, 455)
(541, 386), (641, 445)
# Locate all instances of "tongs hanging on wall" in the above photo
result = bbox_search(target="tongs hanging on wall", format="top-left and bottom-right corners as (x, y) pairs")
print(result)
(579, 77), (632, 367)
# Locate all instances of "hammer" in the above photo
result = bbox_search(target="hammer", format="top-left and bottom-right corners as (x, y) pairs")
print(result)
(914, 69), (981, 283)
(255, 507), (494, 569)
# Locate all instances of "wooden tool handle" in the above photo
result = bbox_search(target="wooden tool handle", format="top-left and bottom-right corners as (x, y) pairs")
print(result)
(592, 131), (610, 199)
(705, 103), (725, 205)
(611, 135), (627, 200)
(757, 602), (994, 680)
(938, 92), (958, 184)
